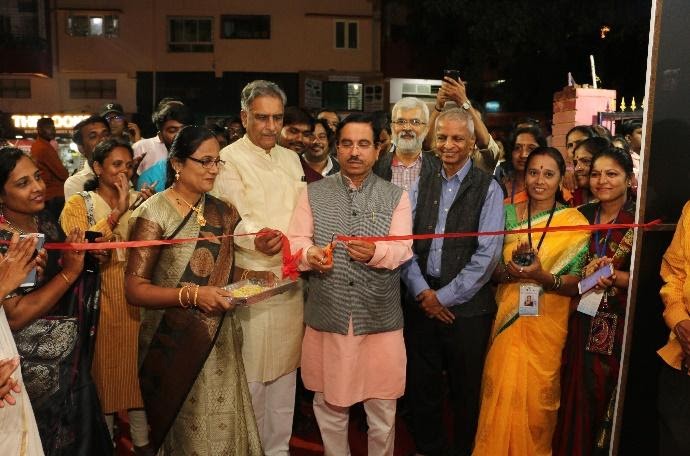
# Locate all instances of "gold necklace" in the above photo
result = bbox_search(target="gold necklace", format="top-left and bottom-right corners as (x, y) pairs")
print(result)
(171, 188), (206, 227)
(0, 208), (38, 235)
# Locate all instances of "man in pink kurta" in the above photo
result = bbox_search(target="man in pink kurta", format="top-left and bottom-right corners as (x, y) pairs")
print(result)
(287, 113), (413, 455)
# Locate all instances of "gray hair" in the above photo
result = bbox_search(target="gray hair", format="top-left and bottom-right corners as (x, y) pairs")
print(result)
(240, 80), (287, 111)
(391, 97), (430, 123)
(436, 108), (475, 137)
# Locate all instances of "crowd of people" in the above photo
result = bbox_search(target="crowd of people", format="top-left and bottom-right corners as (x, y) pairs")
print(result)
(0, 75), (687, 456)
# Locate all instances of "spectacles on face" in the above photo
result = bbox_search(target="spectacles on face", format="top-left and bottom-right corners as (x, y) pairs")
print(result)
(391, 119), (426, 128)
(106, 114), (125, 122)
(337, 140), (375, 152)
(187, 156), (226, 169)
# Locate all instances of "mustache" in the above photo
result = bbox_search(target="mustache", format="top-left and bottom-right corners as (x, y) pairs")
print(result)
(396, 131), (417, 139)
(347, 158), (363, 163)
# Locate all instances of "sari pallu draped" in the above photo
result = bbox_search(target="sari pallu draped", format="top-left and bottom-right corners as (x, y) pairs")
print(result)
(473, 205), (589, 456)
(554, 199), (635, 456)
(2, 210), (112, 456)
(126, 192), (261, 455)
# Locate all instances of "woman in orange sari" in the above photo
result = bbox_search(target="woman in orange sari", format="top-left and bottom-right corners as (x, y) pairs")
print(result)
(474, 147), (590, 455)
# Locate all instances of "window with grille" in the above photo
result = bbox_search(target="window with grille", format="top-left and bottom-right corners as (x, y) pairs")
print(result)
(69, 79), (116, 99)
(168, 17), (213, 52)
(335, 20), (358, 49)
(0, 79), (31, 98)
(220, 15), (270, 39)
(67, 15), (119, 37)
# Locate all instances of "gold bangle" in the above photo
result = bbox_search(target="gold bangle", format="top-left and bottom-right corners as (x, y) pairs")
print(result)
(193, 284), (200, 307)
(60, 272), (71, 285)
(185, 285), (192, 307)
(179, 285), (191, 308)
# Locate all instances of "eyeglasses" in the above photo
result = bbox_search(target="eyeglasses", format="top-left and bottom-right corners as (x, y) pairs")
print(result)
(337, 140), (375, 152)
(106, 114), (125, 122)
(391, 119), (426, 127)
(187, 156), (226, 168)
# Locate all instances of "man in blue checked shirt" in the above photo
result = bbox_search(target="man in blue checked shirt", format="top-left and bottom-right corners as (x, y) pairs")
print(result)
(401, 107), (504, 456)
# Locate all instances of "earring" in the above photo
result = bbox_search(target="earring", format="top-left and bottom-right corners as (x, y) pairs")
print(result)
(175, 170), (180, 181)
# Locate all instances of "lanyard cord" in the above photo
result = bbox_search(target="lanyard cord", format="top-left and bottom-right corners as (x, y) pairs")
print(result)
(527, 198), (558, 252)
(594, 205), (620, 258)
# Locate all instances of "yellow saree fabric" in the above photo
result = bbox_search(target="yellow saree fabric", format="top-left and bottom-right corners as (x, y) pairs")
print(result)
(473, 205), (589, 456)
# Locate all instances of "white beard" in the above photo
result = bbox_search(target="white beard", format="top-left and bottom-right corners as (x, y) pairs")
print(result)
(393, 135), (423, 154)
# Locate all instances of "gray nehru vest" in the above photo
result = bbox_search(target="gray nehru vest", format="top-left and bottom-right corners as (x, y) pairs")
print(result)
(306, 172), (404, 335)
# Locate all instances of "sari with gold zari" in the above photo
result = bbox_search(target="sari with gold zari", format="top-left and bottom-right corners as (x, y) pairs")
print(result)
(473, 204), (589, 456)
(126, 192), (262, 455)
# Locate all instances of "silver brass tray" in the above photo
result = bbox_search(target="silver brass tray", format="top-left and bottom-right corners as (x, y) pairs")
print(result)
(223, 279), (297, 306)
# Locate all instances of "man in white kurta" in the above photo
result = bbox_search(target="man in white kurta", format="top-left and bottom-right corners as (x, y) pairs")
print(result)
(212, 80), (305, 456)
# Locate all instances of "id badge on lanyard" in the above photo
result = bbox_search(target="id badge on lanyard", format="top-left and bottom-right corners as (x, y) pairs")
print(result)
(519, 283), (543, 316)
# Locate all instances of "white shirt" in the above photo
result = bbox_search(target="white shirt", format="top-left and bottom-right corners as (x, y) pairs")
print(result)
(132, 135), (167, 172)
(64, 161), (94, 200)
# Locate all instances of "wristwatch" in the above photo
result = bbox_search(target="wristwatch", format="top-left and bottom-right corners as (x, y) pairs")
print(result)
(461, 100), (472, 110)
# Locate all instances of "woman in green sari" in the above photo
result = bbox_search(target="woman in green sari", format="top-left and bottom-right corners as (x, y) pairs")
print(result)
(124, 126), (264, 455)
(473, 147), (590, 456)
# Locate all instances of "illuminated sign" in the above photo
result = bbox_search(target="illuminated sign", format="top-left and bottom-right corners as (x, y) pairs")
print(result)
(11, 114), (90, 130)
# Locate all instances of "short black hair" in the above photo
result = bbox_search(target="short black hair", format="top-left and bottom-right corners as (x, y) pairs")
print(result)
(153, 104), (194, 132)
(317, 108), (338, 117)
(620, 119), (643, 136)
(283, 107), (315, 129)
(371, 110), (391, 135)
(72, 115), (110, 146)
(36, 117), (54, 129)
(335, 113), (381, 145)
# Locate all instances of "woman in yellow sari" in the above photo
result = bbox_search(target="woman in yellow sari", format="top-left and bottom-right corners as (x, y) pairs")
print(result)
(474, 147), (590, 456)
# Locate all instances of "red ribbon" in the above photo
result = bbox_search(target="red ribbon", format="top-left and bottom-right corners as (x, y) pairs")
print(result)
(281, 235), (302, 281)
(335, 219), (662, 242)
(1, 219), (661, 281)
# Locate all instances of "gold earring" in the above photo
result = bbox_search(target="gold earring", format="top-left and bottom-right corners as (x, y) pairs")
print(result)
(175, 170), (180, 181)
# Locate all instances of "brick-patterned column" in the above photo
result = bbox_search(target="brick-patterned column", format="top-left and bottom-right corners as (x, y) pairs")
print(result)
(552, 86), (616, 158)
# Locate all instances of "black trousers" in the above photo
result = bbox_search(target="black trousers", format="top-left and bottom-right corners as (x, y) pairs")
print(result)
(404, 292), (494, 456)
(658, 362), (690, 455)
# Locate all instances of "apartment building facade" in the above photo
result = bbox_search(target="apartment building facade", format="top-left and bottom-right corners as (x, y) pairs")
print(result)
(1, 0), (385, 134)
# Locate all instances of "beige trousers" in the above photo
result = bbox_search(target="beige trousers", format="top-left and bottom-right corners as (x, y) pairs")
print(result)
(248, 370), (297, 456)
(312, 392), (397, 456)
